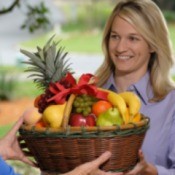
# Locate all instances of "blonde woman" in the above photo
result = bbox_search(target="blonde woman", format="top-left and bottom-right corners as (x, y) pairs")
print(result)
(95, 0), (175, 174)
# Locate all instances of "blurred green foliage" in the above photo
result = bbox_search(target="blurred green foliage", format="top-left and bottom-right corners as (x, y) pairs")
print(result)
(8, 160), (40, 175)
(0, 71), (17, 101)
(0, 69), (41, 100)
(163, 10), (175, 23)
(21, 2), (51, 33)
(61, 1), (112, 32)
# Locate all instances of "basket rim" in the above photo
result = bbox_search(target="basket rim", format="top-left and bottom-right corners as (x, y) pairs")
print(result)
(20, 115), (149, 135)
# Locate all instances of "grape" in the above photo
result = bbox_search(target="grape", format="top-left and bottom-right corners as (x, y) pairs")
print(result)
(73, 101), (79, 107)
(37, 90), (55, 113)
(83, 110), (89, 116)
(76, 107), (82, 113)
(86, 106), (92, 113)
(80, 103), (85, 107)
(72, 94), (98, 116)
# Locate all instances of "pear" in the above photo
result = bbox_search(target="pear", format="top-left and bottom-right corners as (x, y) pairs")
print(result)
(43, 103), (66, 128)
(97, 107), (123, 126)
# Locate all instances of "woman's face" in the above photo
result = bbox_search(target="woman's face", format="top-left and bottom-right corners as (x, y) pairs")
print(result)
(109, 16), (152, 76)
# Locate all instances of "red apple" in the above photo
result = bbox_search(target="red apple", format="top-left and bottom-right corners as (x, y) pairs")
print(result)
(69, 113), (96, 126)
(86, 114), (96, 126)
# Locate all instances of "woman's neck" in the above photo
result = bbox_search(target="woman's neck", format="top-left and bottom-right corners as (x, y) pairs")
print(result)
(114, 70), (147, 92)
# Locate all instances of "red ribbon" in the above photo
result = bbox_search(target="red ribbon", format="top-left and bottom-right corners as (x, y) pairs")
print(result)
(47, 73), (108, 104)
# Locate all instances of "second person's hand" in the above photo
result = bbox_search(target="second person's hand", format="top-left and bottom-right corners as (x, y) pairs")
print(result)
(0, 116), (36, 167)
(64, 151), (123, 175)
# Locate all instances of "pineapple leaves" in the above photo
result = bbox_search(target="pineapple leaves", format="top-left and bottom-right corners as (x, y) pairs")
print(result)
(37, 46), (45, 60)
(20, 35), (73, 89)
(43, 34), (55, 52)
(45, 43), (56, 78)
(20, 49), (45, 70)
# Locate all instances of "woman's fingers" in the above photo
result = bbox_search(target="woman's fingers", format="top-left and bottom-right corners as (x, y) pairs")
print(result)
(125, 150), (147, 175)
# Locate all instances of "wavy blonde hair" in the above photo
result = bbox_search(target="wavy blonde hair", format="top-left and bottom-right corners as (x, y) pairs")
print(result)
(95, 0), (175, 101)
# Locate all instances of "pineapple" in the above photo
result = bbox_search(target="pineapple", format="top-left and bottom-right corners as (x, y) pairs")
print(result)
(20, 35), (74, 112)
(21, 35), (73, 90)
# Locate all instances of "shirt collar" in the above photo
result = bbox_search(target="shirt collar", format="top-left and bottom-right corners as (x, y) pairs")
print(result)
(102, 72), (153, 105)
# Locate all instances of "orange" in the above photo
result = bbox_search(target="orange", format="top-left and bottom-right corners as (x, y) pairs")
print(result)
(92, 100), (112, 117)
(35, 119), (46, 128)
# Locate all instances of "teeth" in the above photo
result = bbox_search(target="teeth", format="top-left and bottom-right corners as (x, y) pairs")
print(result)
(118, 55), (130, 60)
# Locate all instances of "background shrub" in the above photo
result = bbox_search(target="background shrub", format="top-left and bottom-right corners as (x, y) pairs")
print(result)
(0, 71), (17, 101)
(61, 1), (113, 32)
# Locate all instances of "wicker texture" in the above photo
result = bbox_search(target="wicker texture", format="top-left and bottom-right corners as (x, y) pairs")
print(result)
(19, 117), (149, 174)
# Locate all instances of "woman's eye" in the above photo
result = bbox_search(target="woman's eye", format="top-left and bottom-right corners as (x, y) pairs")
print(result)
(110, 34), (120, 40)
(129, 36), (139, 41)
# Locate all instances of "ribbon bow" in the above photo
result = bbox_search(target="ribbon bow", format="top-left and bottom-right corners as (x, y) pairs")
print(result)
(47, 73), (108, 104)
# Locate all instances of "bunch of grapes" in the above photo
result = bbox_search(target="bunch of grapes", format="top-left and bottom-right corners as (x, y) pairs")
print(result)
(37, 89), (55, 113)
(72, 94), (98, 116)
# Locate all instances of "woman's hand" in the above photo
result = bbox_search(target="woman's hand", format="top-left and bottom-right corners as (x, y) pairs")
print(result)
(64, 151), (123, 175)
(0, 116), (35, 167)
(125, 150), (157, 175)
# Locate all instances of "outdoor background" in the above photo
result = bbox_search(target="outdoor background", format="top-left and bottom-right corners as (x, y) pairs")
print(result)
(0, 0), (175, 174)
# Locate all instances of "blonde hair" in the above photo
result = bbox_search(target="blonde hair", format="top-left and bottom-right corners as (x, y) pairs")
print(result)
(95, 0), (175, 101)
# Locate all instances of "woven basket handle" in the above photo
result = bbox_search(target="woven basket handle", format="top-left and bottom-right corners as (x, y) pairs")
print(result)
(61, 94), (76, 128)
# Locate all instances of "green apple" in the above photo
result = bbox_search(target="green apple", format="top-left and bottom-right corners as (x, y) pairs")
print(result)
(96, 107), (123, 126)
(96, 113), (113, 126)
(106, 107), (123, 125)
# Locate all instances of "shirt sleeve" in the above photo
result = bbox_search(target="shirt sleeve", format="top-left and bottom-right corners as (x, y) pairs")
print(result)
(0, 156), (20, 175)
(155, 114), (175, 175)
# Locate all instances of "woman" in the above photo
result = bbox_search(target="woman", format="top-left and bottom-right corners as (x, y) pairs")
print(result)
(95, 0), (175, 174)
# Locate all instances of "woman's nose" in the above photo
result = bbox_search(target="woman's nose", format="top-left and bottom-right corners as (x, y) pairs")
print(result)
(116, 39), (127, 52)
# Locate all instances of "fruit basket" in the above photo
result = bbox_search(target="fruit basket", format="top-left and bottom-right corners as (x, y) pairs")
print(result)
(19, 36), (149, 174)
(20, 114), (149, 174)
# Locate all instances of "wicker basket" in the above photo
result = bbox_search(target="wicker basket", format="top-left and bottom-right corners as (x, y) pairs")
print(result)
(19, 119), (149, 174)
(19, 94), (149, 174)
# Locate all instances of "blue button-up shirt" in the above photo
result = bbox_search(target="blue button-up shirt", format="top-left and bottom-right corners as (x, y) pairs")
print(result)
(103, 72), (175, 175)
(0, 156), (20, 175)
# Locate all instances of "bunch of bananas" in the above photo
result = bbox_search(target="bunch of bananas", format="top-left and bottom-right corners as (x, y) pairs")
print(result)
(102, 89), (141, 124)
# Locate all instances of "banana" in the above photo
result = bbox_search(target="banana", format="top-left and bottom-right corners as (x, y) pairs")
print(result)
(131, 112), (141, 123)
(99, 88), (128, 124)
(119, 92), (141, 121)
